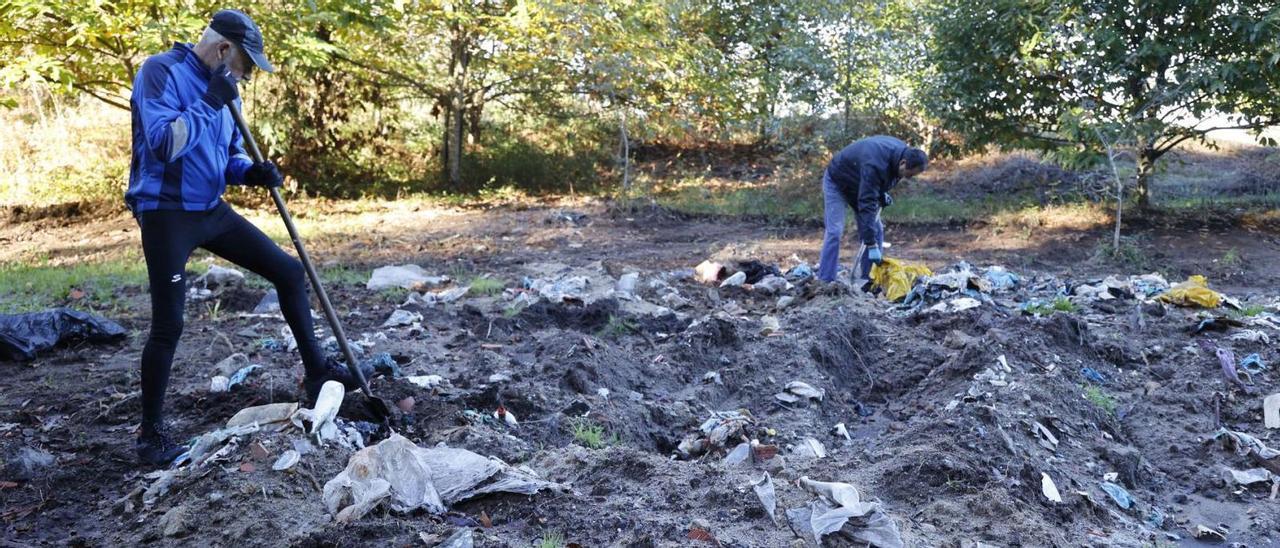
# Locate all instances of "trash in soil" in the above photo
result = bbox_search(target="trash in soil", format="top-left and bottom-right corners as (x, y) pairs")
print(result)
(1100, 481), (1134, 509)
(787, 263), (814, 279)
(367, 264), (449, 291)
(753, 274), (790, 294)
(176, 423), (261, 469)
(0, 308), (128, 361)
(752, 472), (778, 524)
(720, 271), (747, 287)
(1156, 275), (1222, 308)
(1209, 427), (1280, 461)
(382, 309), (423, 327)
(759, 315), (781, 336)
(789, 477), (903, 548)
(209, 376), (231, 393)
(493, 405), (518, 427)
(270, 449), (301, 472)
(1194, 524), (1227, 542)
(292, 381), (344, 443)
(403, 286), (471, 307)
(1041, 472), (1063, 503)
(928, 297), (981, 314)
(226, 402), (299, 429)
(791, 437), (827, 459)
(1080, 367), (1107, 384)
(322, 433), (563, 523)
(1225, 467), (1275, 486)
(1265, 394), (1280, 429)
(695, 260), (726, 283)
(188, 265), (245, 301)
(1229, 329), (1271, 344)
(1194, 316), (1246, 334)
(870, 258), (933, 302)
(775, 381), (825, 404)
(252, 289), (280, 314)
(982, 266), (1020, 291)
(1241, 353), (1267, 374)
(226, 363), (261, 389)
(5, 446), (55, 481)
(1213, 346), (1254, 392)
(678, 410), (754, 459)
(407, 375), (447, 390)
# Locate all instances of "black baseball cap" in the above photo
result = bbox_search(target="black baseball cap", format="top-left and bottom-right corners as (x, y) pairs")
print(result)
(209, 9), (274, 73)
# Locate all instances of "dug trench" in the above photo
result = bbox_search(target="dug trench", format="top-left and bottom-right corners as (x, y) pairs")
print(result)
(3, 206), (1280, 546)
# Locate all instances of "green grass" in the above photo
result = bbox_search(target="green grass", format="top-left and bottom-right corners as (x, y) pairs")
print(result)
(596, 315), (636, 338)
(468, 276), (506, 296)
(318, 265), (369, 287)
(1083, 385), (1117, 415)
(1230, 304), (1267, 319)
(1091, 236), (1152, 271)
(0, 256), (157, 313)
(1025, 296), (1079, 316)
(1221, 247), (1242, 267)
(536, 531), (566, 548)
(569, 418), (618, 449)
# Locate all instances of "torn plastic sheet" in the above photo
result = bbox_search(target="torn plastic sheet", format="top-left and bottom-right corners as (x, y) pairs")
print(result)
(322, 433), (564, 522)
(0, 308), (127, 361)
(367, 265), (449, 291)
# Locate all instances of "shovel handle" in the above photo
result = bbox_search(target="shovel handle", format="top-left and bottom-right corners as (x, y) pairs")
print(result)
(226, 103), (375, 399)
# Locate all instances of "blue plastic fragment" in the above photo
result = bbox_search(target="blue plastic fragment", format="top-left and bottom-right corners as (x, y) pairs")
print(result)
(227, 364), (262, 388)
(1100, 481), (1134, 509)
(1080, 367), (1107, 384)
(364, 352), (400, 378)
(1241, 353), (1267, 373)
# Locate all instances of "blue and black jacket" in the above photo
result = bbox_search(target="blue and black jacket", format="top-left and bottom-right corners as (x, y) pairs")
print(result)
(125, 43), (253, 214)
(826, 135), (907, 245)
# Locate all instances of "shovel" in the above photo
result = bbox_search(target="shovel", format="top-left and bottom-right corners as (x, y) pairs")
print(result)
(227, 102), (393, 425)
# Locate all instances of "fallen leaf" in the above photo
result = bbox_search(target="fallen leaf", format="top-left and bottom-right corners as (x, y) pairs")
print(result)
(479, 510), (492, 528)
(249, 442), (269, 461)
(239, 462), (256, 473)
(398, 397), (416, 413)
(68, 288), (85, 300)
(0, 481), (19, 489)
(688, 528), (718, 545)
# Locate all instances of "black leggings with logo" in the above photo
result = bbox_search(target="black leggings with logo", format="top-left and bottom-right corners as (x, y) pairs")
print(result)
(136, 202), (325, 425)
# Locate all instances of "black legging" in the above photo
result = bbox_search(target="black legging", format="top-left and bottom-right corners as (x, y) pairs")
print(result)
(137, 202), (326, 425)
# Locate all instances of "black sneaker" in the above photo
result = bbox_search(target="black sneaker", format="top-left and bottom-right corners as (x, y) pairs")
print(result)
(303, 356), (376, 402)
(136, 423), (187, 467)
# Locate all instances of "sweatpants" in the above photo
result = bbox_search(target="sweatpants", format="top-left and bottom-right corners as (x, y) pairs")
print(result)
(817, 169), (883, 283)
(136, 201), (325, 425)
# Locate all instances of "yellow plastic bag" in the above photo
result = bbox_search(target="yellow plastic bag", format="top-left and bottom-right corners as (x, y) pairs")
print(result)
(870, 258), (933, 302)
(1156, 275), (1222, 308)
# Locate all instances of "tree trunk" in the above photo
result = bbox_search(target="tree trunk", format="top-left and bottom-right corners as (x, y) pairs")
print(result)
(444, 20), (469, 187)
(1135, 144), (1156, 209)
(619, 109), (631, 198)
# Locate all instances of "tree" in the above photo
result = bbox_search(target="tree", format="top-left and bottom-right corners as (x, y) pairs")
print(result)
(927, 0), (1280, 207)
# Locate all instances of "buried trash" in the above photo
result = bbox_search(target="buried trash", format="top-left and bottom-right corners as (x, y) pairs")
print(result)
(322, 433), (564, 523)
(292, 381), (344, 443)
(1265, 393), (1280, 429)
(367, 265), (448, 291)
(752, 472), (778, 524)
(1157, 275), (1223, 308)
(678, 410), (754, 459)
(775, 381), (825, 404)
(272, 450), (301, 471)
(787, 476), (904, 548)
(1041, 472), (1063, 503)
(382, 309), (423, 327)
(1100, 481), (1134, 509)
(719, 271), (747, 288)
(0, 308), (128, 361)
(869, 258), (932, 302)
(226, 402), (299, 429)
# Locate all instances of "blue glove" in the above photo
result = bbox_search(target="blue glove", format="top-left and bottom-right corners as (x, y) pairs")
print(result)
(867, 246), (883, 264)
(880, 192), (893, 208)
(201, 64), (239, 110)
(245, 161), (283, 188)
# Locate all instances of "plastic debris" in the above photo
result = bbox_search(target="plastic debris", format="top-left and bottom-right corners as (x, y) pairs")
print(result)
(869, 258), (933, 302)
(752, 472), (778, 524)
(928, 297), (981, 314)
(322, 433), (563, 522)
(407, 375), (447, 389)
(1210, 427), (1280, 461)
(1194, 525), (1227, 542)
(1225, 467), (1274, 486)
(382, 309), (423, 327)
(209, 376), (230, 393)
(1156, 275), (1222, 308)
(1265, 394), (1280, 429)
(616, 272), (639, 295)
(1214, 347), (1253, 392)
(1100, 481), (1134, 509)
(695, 260), (726, 283)
(403, 286), (471, 307)
(363, 352), (400, 378)
(1242, 353), (1267, 374)
(833, 423), (852, 443)
(227, 364), (262, 389)
(759, 315), (781, 336)
(792, 438), (827, 459)
(800, 476), (870, 511)
(437, 528), (474, 548)
(6, 446), (55, 481)
(367, 265), (448, 291)
(1080, 367), (1107, 384)
(291, 381), (344, 443)
(272, 450), (301, 471)
(1041, 472), (1062, 503)
(493, 405), (519, 427)
(753, 275), (790, 294)
(1229, 329), (1271, 344)
(982, 266), (1020, 291)
(788, 477), (904, 548)
(775, 381), (825, 404)
(787, 263), (814, 279)
(678, 410), (754, 459)
(180, 423), (260, 468)
(719, 271), (747, 287)
(226, 402), (299, 429)
(0, 308), (128, 361)
(1130, 273), (1170, 297)
(252, 289), (280, 314)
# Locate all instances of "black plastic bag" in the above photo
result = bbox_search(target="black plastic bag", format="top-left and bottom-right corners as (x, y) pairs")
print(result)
(0, 308), (128, 361)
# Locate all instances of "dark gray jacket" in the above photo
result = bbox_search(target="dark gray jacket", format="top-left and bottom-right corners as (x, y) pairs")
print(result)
(827, 135), (907, 244)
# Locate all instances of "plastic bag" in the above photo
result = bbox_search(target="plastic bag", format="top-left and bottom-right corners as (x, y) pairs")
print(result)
(0, 308), (127, 361)
(869, 258), (933, 302)
(1156, 275), (1222, 308)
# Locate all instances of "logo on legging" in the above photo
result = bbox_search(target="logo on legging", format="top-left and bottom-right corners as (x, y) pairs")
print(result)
(170, 274), (182, 283)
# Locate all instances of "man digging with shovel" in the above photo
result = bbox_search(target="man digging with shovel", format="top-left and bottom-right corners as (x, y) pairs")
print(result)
(816, 135), (929, 288)
(126, 10), (374, 466)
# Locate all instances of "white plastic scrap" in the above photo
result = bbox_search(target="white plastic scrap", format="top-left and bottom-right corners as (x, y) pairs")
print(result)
(720, 271), (747, 288)
(752, 472), (778, 524)
(406, 375), (447, 389)
(403, 286), (470, 307)
(367, 265), (448, 291)
(929, 297), (982, 314)
(382, 309), (423, 327)
(775, 381), (825, 404)
(753, 275), (790, 294)
(273, 450), (301, 471)
(789, 476), (903, 548)
(1041, 472), (1063, 503)
(322, 434), (564, 523)
(615, 272), (639, 296)
(1226, 467), (1274, 486)
(1229, 330), (1271, 344)
(291, 381), (344, 443)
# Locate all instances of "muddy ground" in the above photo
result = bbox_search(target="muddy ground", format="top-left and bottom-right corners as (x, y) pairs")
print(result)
(3, 199), (1280, 547)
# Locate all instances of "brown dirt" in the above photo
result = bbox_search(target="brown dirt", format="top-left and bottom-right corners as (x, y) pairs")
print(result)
(3, 198), (1280, 547)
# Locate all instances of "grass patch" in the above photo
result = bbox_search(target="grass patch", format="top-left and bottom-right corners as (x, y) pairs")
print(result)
(596, 315), (636, 338)
(1092, 236), (1152, 271)
(1230, 304), (1267, 319)
(378, 287), (410, 303)
(569, 418), (618, 449)
(1083, 385), (1117, 415)
(0, 256), (154, 313)
(1221, 247), (1242, 267)
(468, 276), (506, 296)
(536, 531), (567, 548)
(318, 265), (368, 287)
(1024, 296), (1078, 316)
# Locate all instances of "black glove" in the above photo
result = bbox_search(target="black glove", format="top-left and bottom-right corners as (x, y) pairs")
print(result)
(880, 192), (893, 208)
(201, 64), (239, 110)
(245, 161), (283, 188)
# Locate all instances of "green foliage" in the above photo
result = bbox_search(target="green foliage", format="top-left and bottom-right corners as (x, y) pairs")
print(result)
(467, 276), (505, 297)
(536, 531), (567, 548)
(1230, 305), (1266, 319)
(1025, 297), (1078, 316)
(569, 418), (618, 449)
(0, 256), (151, 313)
(1092, 236), (1151, 271)
(596, 315), (636, 338)
(1083, 385), (1117, 416)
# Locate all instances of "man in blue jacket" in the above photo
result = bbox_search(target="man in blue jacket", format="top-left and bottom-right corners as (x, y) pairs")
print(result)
(817, 136), (929, 284)
(127, 10), (370, 466)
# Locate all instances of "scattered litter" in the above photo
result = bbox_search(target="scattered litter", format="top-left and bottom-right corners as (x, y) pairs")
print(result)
(437, 528), (474, 548)
(1156, 275), (1222, 308)
(178, 423), (260, 469)
(870, 258), (933, 302)
(1210, 427), (1280, 462)
(367, 265), (448, 291)
(1080, 367), (1107, 384)
(1041, 472), (1062, 503)
(5, 446), (55, 481)
(1265, 394), (1280, 429)
(209, 376), (230, 393)
(833, 423), (852, 443)
(695, 260), (726, 283)
(1100, 481), (1134, 509)
(488, 372), (513, 383)
(407, 375), (447, 389)
(404, 286), (471, 307)
(527, 276), (590, 303)
(719, 271), (746, 287)
(799, 476), (870, 511)
(1229, 329), (1271, 344)
(753, 274), (789, 294)
(775, 381), (825, 404)
(759, 315), (781, 336)
(736, 260), (782, 284)
(493, 405), (519, 427)
(788, 477), (903, 548)
(1225, 467), (1274, 486)
(226, 364), (262, 389)
(322, 433), (563, 522)
(702, 371), (723, 385)
(1032, 421), (1059, 450)
(382, 309), (423, 327)
(272, 450), (301, 471)
(982, 266), (1020, 291)
(0, 308), (128, 360)
(226, 402), (299, 428)
(1214, 346), (1253, 392)
(1130, 273), (1170, 297)
(291, 381), (344, 443)
(252, 289), (280, 314)
(1194, 316), (1245, 334)
(678, 410), (754, 459)
(791, 437), (827, 459)
(928, 297), (981, 314)
(787, 263), (814, 279)
(188, 265), (245, 300)
(1242, 353), (1267, 375)
(751, 472), (778, 524)
(1194, 524), (1227, 542)
(776, 296), (795, 309)
(616, 272), (639, 296)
